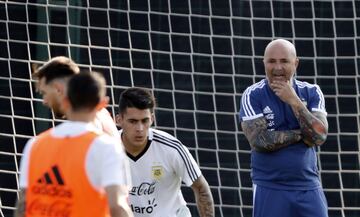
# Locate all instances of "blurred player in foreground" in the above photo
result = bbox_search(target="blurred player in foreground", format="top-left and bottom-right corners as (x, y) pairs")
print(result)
(33, 56), (119, 137)
(14, 72), (133, 217)
(116, 87), (214, 217)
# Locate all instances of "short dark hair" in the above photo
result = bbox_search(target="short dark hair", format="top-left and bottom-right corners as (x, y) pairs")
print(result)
(33, 56), (79, 84)
(118, 87), (155, 114)
(67, 71), (106, 112)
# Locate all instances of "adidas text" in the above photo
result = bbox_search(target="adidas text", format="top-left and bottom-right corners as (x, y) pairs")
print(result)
(31, 185), (72, 198)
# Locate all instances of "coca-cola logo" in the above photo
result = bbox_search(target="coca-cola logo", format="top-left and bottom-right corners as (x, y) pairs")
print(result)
(129, 182), (156, 196)
(31, 185), (72, 198)
(28, 198), (72, 217)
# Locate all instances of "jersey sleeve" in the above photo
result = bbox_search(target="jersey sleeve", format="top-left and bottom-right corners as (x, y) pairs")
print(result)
(85, 135), (130, 190)
(18, 138), (36, 188)
(308, 85), (327, 115)
(172, 143), (201, 187)
(239, 86), (264, 121)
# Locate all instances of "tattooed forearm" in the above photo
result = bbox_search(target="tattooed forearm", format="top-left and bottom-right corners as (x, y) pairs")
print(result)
(192, 176), (214, 217)
(241, 117), (302, 152)
(293, 106), (328, 147)
(14, 189), (26, 217)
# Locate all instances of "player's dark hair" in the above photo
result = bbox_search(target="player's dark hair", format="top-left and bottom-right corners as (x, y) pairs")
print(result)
(33, 56), (79, 84)
(67, 71), (106, 112)
(118, 87), (155, 114)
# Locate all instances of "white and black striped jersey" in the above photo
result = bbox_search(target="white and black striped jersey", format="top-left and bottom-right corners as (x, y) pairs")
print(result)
(120, 128), (201, 217)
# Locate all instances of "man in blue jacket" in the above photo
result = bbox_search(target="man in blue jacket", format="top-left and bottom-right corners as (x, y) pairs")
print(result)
(239, 39), (328, 217)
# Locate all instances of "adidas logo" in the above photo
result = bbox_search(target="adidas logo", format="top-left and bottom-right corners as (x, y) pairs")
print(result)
(31, 165), (72, 198)
(37, 165), (65, 185)
(263, 106), (272, 114)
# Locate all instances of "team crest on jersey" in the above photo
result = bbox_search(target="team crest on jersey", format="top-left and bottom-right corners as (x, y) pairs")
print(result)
(151, 166), (163, 180)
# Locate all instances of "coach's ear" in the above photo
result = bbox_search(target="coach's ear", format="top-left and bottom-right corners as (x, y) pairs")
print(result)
(96, 96), (109, 111)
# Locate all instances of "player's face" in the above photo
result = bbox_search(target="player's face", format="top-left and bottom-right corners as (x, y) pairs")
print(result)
(37, 78), (64, 118)
(263, 43), (299, 84)
(117, 107), (154, 151)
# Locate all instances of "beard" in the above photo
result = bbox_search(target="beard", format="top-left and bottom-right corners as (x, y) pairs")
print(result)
(52, 104), (65, 119)
(53, 111), (65, 119)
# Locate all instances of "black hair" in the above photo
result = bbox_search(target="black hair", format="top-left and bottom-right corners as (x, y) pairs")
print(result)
(33, 56), (79, 84)
(67, 71), (106, 111)
(118, 87), (155, 114)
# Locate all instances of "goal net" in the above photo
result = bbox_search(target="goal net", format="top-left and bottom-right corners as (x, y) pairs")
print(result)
(0, 0), (359, 216)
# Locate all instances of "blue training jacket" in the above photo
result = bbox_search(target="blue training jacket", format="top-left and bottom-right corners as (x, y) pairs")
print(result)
(239, 78), (327, 190)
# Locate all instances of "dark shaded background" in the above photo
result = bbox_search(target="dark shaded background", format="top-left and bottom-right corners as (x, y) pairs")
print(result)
(0, 0), (359, 216)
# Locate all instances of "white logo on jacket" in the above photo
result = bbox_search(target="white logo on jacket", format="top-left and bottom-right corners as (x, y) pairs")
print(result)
(263, 106), (275, 129)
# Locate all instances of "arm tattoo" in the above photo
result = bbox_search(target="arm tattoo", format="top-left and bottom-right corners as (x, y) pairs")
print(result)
(192, 176), (214, 217)
(14, 189), (26, 217)
(241, 117), (302, 152)
(293, 107), (328, 147)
